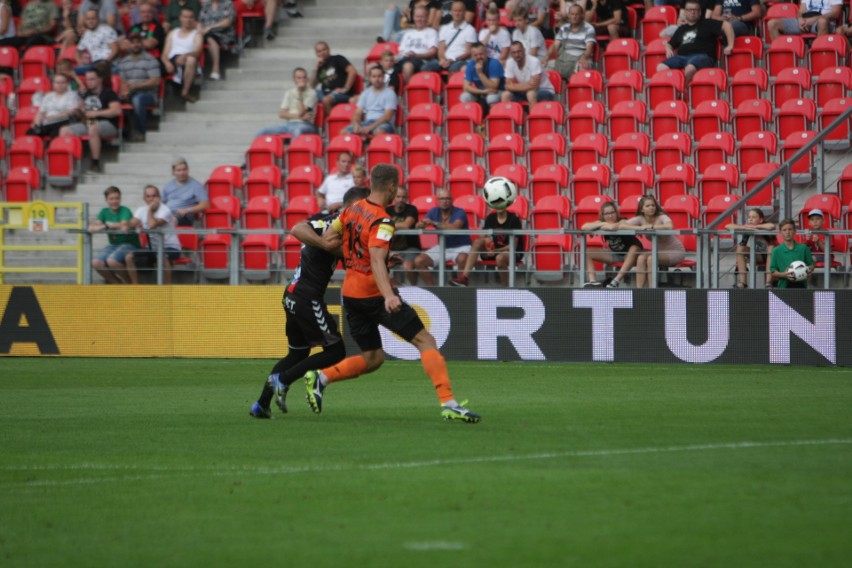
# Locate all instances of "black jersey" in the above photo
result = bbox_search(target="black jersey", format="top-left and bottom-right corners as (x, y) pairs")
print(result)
(285, 214), (339, 299)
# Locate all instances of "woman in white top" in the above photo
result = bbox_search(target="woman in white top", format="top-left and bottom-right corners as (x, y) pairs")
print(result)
(29, 75), (83, 138)
(619, 195), (686, 288)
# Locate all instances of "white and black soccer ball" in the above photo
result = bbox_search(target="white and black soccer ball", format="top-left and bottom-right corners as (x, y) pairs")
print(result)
(482, 176), (518, 211)
(787, 260), (809, 282)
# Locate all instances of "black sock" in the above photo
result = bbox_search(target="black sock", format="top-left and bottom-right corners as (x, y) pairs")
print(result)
(281, 341), (346, 386)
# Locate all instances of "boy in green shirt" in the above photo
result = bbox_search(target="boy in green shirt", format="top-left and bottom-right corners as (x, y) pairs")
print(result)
(89, 186), (141, 283)
(768, 218), (814, 289)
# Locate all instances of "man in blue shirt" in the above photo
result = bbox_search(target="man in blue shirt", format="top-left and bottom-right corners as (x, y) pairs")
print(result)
(412, 189), (472, 286)
(161, 156), (210, 226)
(460, 41), (504, 109)
(345, 65), (397, 135)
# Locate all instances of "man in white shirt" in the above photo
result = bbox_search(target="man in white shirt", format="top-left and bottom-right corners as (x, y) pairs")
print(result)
(511, 6), (547, 66)
(346, 65), (397, 135)
(126, 185), (183, 284)
(395, 5), (439, 83)
(316, 152), (355, 213)
(435, 0), (477, 73)
(501, 41), (556, 105)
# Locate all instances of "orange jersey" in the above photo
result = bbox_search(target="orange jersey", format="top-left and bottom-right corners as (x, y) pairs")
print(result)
(331, 197), (396, 298)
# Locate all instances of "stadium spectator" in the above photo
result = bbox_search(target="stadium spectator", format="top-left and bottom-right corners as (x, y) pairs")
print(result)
(449, 206), (524, 288)
(164, 0), (200, 32)
(126, 185), (183, 284)
(767, 0), (841, 41)
(0, 1), (13, 46)
(89, 186), (141, 284)
(123, 1), (166, 59)
(413, 188), (472, 286)
(59, 68), (121, 173)
(712, 0), (761, 37)
(352, 165), (369, 189)
(161, 7), (203, 103)
(381, 0), (442, 44)
(656, 0), (734, 83)
(585, 0), (627, 40)
(548, 3), (596, 80)
(256, 67), (318, 139)
(75, 8), (119, 75)
(235, 0), (278, 41)
(379, 50), (401, 92)
(479, 7), (511, 64)
(501, 40), (556, 104)
(55, 0), (77, 49)
(77, 0), (119, 31)
(311, 41), (357, 116)
(803, 209), (826, 265)
(726, 207), (776, 289)
(0, 0), (58, 48)
(385, 186), (421, 286)
(660, 0), (715, 38)
(435, 0), (477, 73)
(317, 151), (355, 213)
(505, 0), (552, 38)
(27, 74), (82, 139)
(248, 187), (369, 419)
(581, 201), (643, 288)
(304, 164), (481, 423)
(511, 5), (548, 65)
(460, 41), (505, 109)
(198, 0), (234, 81)
(440, 0), (477, 25)
(619, 195), (685, 289)
(161, 156), (210, 226)
(129, 0), (164, 27)
(395, 5), (439, 82)
(117, 31), (162, 142)
(768, 218), (814, 289)
(345, 65), (397, 136)
(55, 58), (82, 92)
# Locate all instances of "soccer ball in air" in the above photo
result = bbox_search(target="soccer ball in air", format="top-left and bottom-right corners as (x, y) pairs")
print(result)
(787, 260), (809, 282)
(482, 176), (518, 211)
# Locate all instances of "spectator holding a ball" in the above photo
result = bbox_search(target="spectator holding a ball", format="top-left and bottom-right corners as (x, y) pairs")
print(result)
(768, 218), (814, 289)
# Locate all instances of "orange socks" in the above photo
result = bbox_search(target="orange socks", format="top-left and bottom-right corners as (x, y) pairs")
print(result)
(421, 349), (454, 403)
(323, 355), (368, 383)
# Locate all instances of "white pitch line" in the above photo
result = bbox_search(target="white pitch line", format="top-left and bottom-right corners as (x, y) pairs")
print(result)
(2, 438), (850, 489)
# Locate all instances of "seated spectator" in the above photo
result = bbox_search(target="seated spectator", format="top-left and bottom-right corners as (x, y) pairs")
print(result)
(395, 5), (439, 82)
(413, 188), (472, 286)
(768, 0), (841, 41)
(56, 0), (77, 49)
(123, 1), (166, 59)
(656, 0), (733, 83)
(89, 186), (141, 284)
(547, 3), (596, 80)
(618, 195), (685, 289)
(381, 0), (442, 44)
(502, 40), (556, 104)
(439, 0), (476, 25)
(165, 0), (200, 32)
(352, 165), (369, 189)
(316, 152), (355, 213)
(712, 0), (761, 38)
(129, 0), (163, 27)
(27, 74), (82, 138)
(379, 50), (401, 92)
(479, 7), (511, 65)
(75, 8), (119, 75)
(460, 41), (505, 109)
(511, 6), (548, 66)
(660, 0), (714, 38)
(55, 58), (82, 92)
(127, 185), (183, 284)
(581, 200), (643, 288)
(118, 32), (162, 142)
(198, 0), (235, 81)
(161, 7), (204, 103)
(0, 0), (58, 48)
(449, 206), (525, 288)
(585, 0), (628, 40)
(768, 218), (814, 289)
(435, 0), (477, 73)
(257, 67), (318, 139)
(345, 65), (397, 136)
(77, 0), (119, 32)
(726, 207), (775, 288)
(386, 186), (421, 285)
(803, 208), (826, 265)
(0, 1), (13, 47)
(162, 156), (210, 226)
(235, 0), (278, 41)
(59, 68), (121, 173)
(311, 41), (357, 116)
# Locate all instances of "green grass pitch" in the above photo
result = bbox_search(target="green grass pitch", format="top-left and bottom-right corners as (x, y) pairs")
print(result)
(1, 358), (851, 567)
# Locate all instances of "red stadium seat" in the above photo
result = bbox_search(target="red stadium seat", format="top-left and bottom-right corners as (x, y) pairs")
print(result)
(205, 165), (243, 201)
(405, 164), (446, 201)
(610, 132), (649, 173)
(325, 103), (357, 140)
(531, 234), (573, 281)
(742, 162), (780, 207)
(777, 98), (816, 141)
(656, 163), (695, 204)
(9, 136), (44, 172)
(663, 194), (700, 229)
(640, 6), (677, 46)
(567, 133), (608, 172)
(651, 100), (688, 141)
(526, 101), (564, 139)
(285, 134), (323, 171)
(17, 76), (49, 108)
(454, 193), (488, 228)
(530, 195), (571, 230)
(605, 70), (642, 106)
(364, 41), (399, 75)
(446, 101), (483, 141)
(45, 136), (83, 187)
(726, 36), (764, 77)
(814, 67), (852, 108)
(808, 34), (847, 77)
(404, 102), (443, 140)
(527, 133), (565, 173)
(242, 195), (282, 229)
(567, 101), (605, 141)
(695, 132), (735, 173)
(5, 166), (41, 201)
(485, 102), (524, 140)
(688, 68), (727, 107)
(446, 133), (484, 171)
(485, 133), (525, 172)
(444, 71), (465, 109)
(12, 106), (38, 140)
(404, 71), (442, 109)
(365, 133), (403, 170)
(572, 194), (614, 228)
(767, 35), (805, 77)
(601, 38), (639, 78)
(241, 233), (281, 281)
(608, 100), (647, 141)
(569, 163), (611, 204)
(614, 163), (654, 203)
(566, 69), (602, 107)
(0, 46), (19, 82)
(798, 194), (842, 226)
(203, 195), (241, 229)
(244, 166), (283, 201)
(282, 195), (319, 229)
(448, 164), (486, 200)
(642, 39), (670, 77)
(651, 132), (691, 175)
(820, 97), (852, 150)
(646, 70), (684, 110)
(698, 163), (739, 206)
(405, 133), (443, 171)
(729, 67), (768, 107)
(530, 164), (569, 204)
(20, 46), (55, 81)
(702, 194), (740, 229)
(733, 99), (772, 141)
(737, 132), (778, 175)
(772, 67), (811, 108)
(782, 130), (818, 184)
(245, 135), (283, 170)
(493, 164), (528, 190)
(284, 165), (323, 201)
(691, 100), (730, 140)
(326, 134), (363, 167)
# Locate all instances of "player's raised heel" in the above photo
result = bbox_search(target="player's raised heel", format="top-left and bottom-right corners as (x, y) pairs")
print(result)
(440, 400), (481, 423)
(304, 370), (325, 414)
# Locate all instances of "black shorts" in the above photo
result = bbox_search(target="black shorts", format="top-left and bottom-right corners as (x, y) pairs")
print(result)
(283, 291), (341, 349)
(343, 291), (424, 352)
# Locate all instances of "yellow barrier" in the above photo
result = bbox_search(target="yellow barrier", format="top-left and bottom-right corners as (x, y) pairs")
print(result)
(0, 285), (343, 357)
(0, 202), (86, 284)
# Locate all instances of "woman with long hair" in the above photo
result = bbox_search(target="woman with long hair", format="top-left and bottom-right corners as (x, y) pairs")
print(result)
(619, 195), (685, 288)
(581, 200), (643, 288)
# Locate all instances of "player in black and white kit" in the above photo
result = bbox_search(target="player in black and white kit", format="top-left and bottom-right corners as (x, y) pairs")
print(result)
(250, 187), (370, 418)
